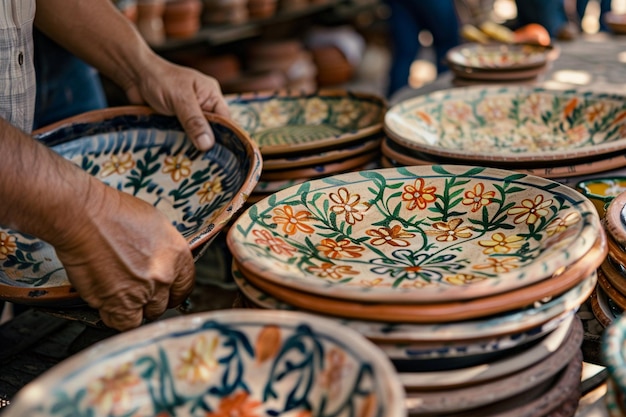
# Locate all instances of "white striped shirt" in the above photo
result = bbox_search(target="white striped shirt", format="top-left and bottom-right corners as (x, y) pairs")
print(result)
(0, 0), (35, 133)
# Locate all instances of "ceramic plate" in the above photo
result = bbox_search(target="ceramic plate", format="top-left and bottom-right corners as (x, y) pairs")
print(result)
(398, 314), (574, 390)
(259, 151), (379, 181)
(404, 317), (583, 414)
(385, 86), (626, 163)
(0, 107), (262, 306)
(449, 63), (547, 82)
(577, 176), (626, 216)
(226, 90), (386, 156)
(4, 310), (405, 417)
(233, 260), (594, 343)
(605, 191), (626, 248)
(446, 43), (550, 71)
(227, 165), (601, 303)
(603, 314), (626, 399)
(591, 284), (616, 328)
(262, 136), (382, 170)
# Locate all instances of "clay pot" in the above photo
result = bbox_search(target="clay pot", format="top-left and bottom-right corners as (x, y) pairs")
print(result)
(173, 53), (242, 83)
(136, 0), (166, 45)
(163, 0), (202, 39)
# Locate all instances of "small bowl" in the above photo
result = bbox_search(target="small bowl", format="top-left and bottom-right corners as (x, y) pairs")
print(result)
(3, 310), (406, 417)
(576, 177), (626, 217)
(225, 89), (386, 156)
(0, 106), (262, 306)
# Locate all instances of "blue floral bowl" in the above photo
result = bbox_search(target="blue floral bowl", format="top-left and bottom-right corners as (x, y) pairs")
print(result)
(0, 106), (262, 306)
(3, 310), (406, 417)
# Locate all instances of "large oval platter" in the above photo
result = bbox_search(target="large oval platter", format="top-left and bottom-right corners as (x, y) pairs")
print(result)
(227, 165), (600, 303)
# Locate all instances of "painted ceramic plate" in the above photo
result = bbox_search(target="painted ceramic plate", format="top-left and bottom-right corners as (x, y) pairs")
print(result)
(259, 151), (379, 181)
(227, 165), (600, 303)
(0, 107), (262, 306)
(398, 314), (574, 390)
(603, 313), (626, 399)
(233, 260), (594, 343)
(605, 191), (626, 248)
(226, 90), (386, 156)
(446, 43), (550, 71)
(4, 310), (405, 417)
(404, 317), (583, 414)
(577, 176), (626, 216)
(385, 86), (626, 163)
(449, 63), (547, 82)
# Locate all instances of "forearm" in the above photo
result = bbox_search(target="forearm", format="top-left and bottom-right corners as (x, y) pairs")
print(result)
(33, 0), (159, 95)
(0, 118), (100, 245)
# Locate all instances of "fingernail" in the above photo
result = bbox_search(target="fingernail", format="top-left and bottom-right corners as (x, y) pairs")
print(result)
(197, 133), (214, 151)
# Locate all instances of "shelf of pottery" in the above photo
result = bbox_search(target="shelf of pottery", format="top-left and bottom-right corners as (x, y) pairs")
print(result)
(112, 0), (370, 94)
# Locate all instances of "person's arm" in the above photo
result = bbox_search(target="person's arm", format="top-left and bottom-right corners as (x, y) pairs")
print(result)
(0, 118), (195, 330)
(33, 0), (230, 151)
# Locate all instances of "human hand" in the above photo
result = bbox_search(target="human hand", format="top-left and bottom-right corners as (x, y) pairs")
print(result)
(53, 180), (195, 331)
(124, 58), (230, 151)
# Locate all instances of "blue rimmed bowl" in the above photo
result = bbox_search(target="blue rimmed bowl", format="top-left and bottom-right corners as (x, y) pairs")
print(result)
(3, 309), (406, 417)
(0, 106), (262, 306)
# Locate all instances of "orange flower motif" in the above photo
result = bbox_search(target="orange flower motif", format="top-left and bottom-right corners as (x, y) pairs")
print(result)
(272, 205), (314, 235)
(563, 98), (578, 118)
(416, 111), (433, 125)
(100, 152), (135, 177)
(361, 277), (385, 287)
(546, 212), (580, 236)
(317, 238), (364, 259)
(425, 218), (472, 242)
(507, 195), (553, 225)
(462, 183), (496, 212)
(307, 262), (359, 280)
(252, 229), (297, 257)
(206, 391), (262, 417)
(366, 225), (415, 247)
(473, 257), (519, 273)
(197, 178), (223, 204)
(255, 325), (281, 364)
(162, 154), (192, 182)
(0, 232), (17, 260)
(478, 232), (524, 254)
(88, 363), (141, 415)
(444, 274), (487, 285)
(329, 187), (370, 225)
(319, 348), (350, 393)
(586, 102), (606, 123)
(177, 336), (219, 383)
(402, 178), (437, 210)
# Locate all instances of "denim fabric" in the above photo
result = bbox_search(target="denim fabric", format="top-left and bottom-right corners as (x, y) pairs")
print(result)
(384, 0), (460, 97)
(577, 0), (611, 32)
(514, 0), (569, 37)
(33, 29), (107, 130)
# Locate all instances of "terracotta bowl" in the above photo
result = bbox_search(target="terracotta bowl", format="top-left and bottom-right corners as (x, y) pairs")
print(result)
(225, 89), (386, 156)
(385, 86), (626, 163)
(0, 106), (262, 306)
(227, 164), (602, 305)
(2, 310), (406, 417)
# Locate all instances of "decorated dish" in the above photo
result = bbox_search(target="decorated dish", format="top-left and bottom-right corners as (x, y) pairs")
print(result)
(605, 191), (626, 249)
(226, 90), (386, 156)
(577, 176), (626, 216)
(446, 43), (550, 71)
(0, 106), (262, 306)
(227, 165), (601, 303)
(3, 310), (406, 417)
(385, 86), (626, 163)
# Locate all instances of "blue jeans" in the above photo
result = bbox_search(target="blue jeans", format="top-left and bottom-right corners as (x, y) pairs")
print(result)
(385, 0), (460, 97)
(33, 29), (107, 130)
(514, 0), (569, 37)
(577, 0), (611, 32)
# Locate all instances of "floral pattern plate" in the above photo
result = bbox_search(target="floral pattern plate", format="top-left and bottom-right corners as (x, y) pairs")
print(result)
(384, 86), (626, 163)
(3, 310), (406, 417)
(604, 313), (626, 398)
(226, 90), (386, 156)
(227, 165), (600, 303)
(0, 107), (262, 306)
(446, 43), (550, 71)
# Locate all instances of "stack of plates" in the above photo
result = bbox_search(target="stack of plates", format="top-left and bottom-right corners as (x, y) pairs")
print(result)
(445, 43), (554, 85)
(592, 191), (626, 328)
(226, 89), (386, 204)
(226, 164), (607, 416)
(383, 86), (626, 181)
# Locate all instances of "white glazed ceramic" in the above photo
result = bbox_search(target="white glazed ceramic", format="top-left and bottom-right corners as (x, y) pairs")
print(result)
(4, 310), (406, 417)
(0, 107), (262, 306)
(227, 165), (600, 303)
(385, 86), (626, 163)
(446, 43), (550, 71)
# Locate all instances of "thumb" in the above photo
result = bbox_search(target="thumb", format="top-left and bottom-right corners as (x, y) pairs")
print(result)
(176, 104), (215, 151)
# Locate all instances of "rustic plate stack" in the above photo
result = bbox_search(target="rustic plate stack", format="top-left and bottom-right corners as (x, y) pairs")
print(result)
(0, 106), (261, 307)
(445, 43), (554, 86)
(227, 164), (606, 416)
(226, 89), (386, 204)
(383, 86), (626, 181)
(591, 191), (626, 329)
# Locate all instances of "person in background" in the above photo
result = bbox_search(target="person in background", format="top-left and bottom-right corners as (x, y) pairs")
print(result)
(514, 0), (579, 39)
(384, 0), (461, 98)
(575, 0), (611, 32)
(0, 0), (230, 331)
